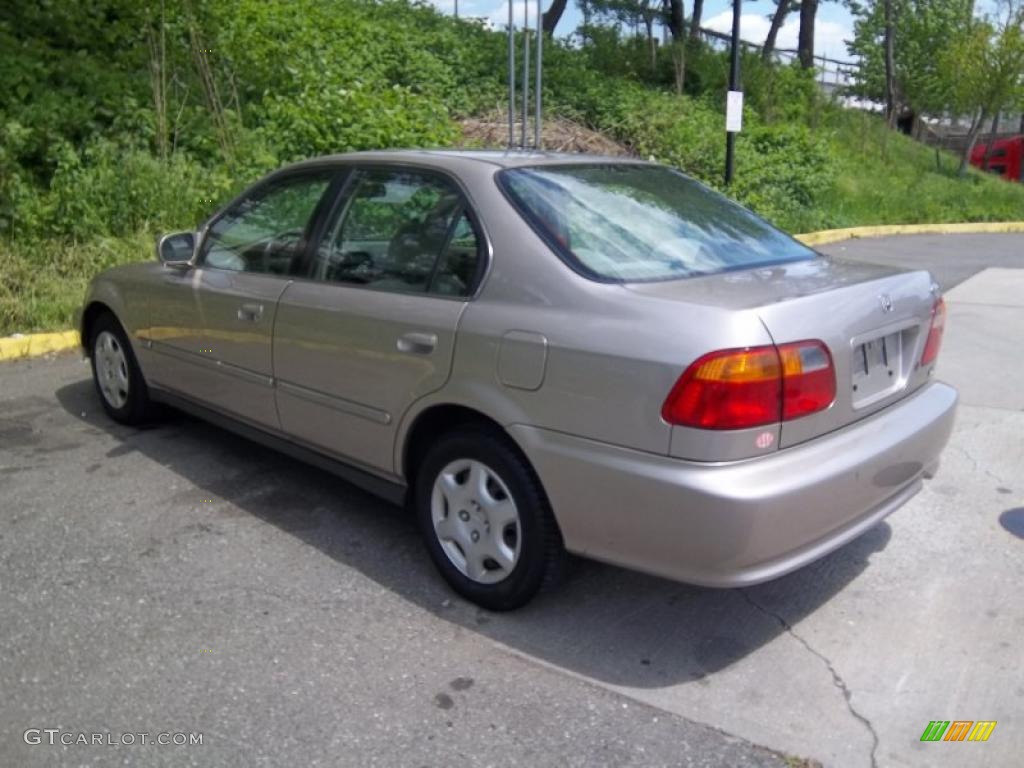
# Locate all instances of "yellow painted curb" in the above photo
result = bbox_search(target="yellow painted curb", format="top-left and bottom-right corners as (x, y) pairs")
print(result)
(795, 221), (1024, 247)
(0, 330), (81, 362)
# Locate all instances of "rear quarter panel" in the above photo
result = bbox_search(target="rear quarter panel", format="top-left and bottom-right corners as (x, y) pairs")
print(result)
(395, 162), (780, 464)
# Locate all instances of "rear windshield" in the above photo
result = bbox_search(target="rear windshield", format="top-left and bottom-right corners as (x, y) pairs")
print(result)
(498, 164), (817, 282)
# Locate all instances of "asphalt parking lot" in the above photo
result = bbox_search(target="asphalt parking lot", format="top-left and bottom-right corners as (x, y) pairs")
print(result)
(2, 234), (1021, 767)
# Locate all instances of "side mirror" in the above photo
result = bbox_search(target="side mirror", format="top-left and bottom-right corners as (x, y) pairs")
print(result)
(157, 231), (196, 268)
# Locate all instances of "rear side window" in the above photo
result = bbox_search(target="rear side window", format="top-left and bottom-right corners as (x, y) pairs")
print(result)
(312, 168), (482, 296)
(499, 164), (816, 282)
(432, 212), (482, 296)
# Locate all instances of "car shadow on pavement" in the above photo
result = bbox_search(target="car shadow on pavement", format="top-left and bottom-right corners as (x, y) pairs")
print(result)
(57, 379), (892, 689)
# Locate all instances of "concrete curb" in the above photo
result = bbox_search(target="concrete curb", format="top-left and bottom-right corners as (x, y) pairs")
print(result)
(795, 221), (1024, 247)
(3, 222), (1023, 362)
(0, 330), (81, 362)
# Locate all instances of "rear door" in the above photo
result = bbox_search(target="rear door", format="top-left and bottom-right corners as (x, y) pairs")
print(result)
(188, 169), (337, 429)
(273, 166), (485, 473)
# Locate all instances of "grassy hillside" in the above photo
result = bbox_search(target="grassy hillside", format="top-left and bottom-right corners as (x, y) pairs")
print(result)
(2, 0), (1022, 333)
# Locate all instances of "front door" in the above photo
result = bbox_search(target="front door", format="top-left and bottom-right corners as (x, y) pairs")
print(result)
(188, 169), (336, 428)
(145, 263), (208, 395)
(274, 166), (486, 474)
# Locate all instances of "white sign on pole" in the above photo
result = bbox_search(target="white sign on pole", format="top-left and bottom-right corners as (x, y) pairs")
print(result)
(726, 90), (743, 133)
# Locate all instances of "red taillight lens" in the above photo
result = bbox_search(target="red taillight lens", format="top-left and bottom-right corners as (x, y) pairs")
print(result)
(779, 341), (836, 420)
(920, 298), (946, 366)
(661, 346), (782, 429)
(662, 341), (835, 430)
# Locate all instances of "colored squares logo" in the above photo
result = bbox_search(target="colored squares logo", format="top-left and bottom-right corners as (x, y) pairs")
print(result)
(920, 721), (997, 742)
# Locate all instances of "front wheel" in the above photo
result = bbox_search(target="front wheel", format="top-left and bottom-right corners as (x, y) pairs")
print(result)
(415, 427), (566, 611)
(89, 312), (155, 425)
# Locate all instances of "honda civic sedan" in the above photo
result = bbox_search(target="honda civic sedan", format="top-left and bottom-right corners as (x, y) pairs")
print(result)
(79, 151), (957, 610)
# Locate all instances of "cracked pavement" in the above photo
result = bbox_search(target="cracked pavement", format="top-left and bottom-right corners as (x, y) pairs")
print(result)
(740, 590), (880, 768)
(2, 235), (1022, 767)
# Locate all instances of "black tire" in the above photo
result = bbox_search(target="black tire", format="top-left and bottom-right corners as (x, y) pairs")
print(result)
(414, 425), (566, 611)
(88, 312), (155, 425)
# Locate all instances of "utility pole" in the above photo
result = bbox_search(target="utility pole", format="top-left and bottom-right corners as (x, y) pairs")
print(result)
(883, 0), (896, 126)
(724, 0), (742, 185)
(508, 0), (515, 148)
(535, 0), (543, 148)
(522, 4), (530, 148)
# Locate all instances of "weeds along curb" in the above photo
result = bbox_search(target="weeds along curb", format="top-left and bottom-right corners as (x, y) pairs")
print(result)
(3, 222), (1023, 362)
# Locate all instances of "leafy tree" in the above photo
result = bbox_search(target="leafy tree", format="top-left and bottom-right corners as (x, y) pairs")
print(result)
(762, 0), (793, 61)
(587, 0), (667, 72)
(938, 2), (1024, 174)
(799, 0), (819, 67)
(848, 0), (975, 126)
(543, 0), (570, 34)
(688, 0), (704, 43)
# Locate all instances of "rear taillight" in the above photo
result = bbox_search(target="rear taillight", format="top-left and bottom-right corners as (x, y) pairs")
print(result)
(920, 298), (946, 366)
(661, 346), (781, 429)
(662, 341), (835, 430)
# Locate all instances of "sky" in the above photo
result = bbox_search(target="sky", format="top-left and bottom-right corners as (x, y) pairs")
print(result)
(428, 0), (859, 63)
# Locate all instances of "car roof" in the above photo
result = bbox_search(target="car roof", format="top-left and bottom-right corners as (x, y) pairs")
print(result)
(285, 149), (649, 172)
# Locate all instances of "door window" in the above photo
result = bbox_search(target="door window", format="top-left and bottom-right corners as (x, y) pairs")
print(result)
(313, 168), (481, 296)
(200, 172), (333, 275)
(430, 212), (482, 296)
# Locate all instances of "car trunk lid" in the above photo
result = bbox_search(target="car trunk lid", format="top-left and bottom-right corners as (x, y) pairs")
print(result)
(626, 257), (940, 448)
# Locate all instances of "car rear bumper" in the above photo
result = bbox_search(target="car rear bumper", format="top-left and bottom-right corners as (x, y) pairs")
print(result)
(510, 380), (958, 587)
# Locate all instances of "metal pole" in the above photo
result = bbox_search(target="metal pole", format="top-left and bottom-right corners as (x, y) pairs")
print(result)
(455, 0), (458, 18)
(724, 0), (741, 185)
(508, 3), (515, 149)
(535, 0), (543, 148)
(522, 7), (530, 148)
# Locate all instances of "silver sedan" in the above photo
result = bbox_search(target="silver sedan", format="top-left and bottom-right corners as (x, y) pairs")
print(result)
(79, 151), (957, 610)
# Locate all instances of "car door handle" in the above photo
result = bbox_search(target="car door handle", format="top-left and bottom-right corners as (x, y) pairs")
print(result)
(237, 303), (264, 321)
(397, 332), (437, 355)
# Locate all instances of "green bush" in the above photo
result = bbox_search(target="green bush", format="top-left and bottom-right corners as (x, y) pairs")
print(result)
(39, 140), (230, 239)
(733, 124), (836, 232)
(259, 84), (458, 160)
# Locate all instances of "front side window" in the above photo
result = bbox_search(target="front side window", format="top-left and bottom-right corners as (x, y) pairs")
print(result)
(201, 172), (333, 275)
(499, 164), (816, 282)
(312, 168), (480, 296)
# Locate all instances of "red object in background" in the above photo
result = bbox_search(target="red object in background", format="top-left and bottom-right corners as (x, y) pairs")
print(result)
(970, 136), (1023, 182)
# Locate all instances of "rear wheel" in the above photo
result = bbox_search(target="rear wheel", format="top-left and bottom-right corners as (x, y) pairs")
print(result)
(89, 313), (155, 425)
(415, 427), (566, 611)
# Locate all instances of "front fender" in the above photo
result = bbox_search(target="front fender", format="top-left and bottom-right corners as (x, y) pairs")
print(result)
(80, 262), (160, 353)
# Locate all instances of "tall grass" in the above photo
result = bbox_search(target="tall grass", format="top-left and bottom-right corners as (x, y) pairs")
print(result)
(1, 233), (151, 334)
(818, 111), (1024, 228)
